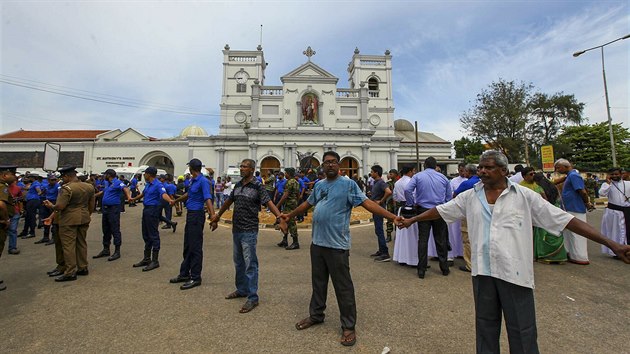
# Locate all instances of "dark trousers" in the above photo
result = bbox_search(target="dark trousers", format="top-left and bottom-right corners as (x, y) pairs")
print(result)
(416, 207), (449, 271)
(52, 224), (65, 272)
(38, 199), (47, 226)
(41, 205), (52, 238)
(373, 213), (388, 254)
(159, 201), (174, 226)
(309, 244), (356, 330)
(179, 210), (205, 281)
(102, 204), (122, 247)
(472, 276), (539, 354)
(142, 206), (160, 251)
(22, 199), (40, 235)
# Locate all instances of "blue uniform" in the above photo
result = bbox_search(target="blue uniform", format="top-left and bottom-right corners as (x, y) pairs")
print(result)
(142, 179), (167, 251)
(179, 174), (213, 281)
(102, 178), (127, 206)
(46, 181), (60, 201)
(21, 180), (42, 236)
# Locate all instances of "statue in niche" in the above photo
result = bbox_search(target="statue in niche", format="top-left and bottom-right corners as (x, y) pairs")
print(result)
(301, 93), (319, 124)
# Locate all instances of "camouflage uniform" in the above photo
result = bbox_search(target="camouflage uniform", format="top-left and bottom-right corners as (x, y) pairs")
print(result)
(0, 180), (16, 257)
(584, 177), (597, 203)
(385, 179), (396, 238)
(284, 178), (300, 238)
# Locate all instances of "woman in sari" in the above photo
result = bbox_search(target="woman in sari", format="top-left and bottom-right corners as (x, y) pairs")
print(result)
(519, 169), (568, 264)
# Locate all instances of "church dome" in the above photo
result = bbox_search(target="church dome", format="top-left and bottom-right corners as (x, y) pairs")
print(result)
(393, 119), (415, 131)
(179, 125), (208, 138)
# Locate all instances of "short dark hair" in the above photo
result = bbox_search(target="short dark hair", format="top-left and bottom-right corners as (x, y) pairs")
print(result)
(514, 164), (524, 173)
(389, 169), (399, 175)
(323, 150), (340, 162)
(371, 165), (383, 177)
(242, 159), (256, 169)
(424, 156), (437, 169)
(400, 166), (413, 175)
(608, 167), (622, 174)
(520, 167), (535, 177)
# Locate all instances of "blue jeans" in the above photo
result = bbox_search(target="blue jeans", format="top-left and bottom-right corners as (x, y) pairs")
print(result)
(8, 213), (20, 250)
(232, 231), (259, 302)
(215, 192), (224, 209)
(373, 214), (388, 254)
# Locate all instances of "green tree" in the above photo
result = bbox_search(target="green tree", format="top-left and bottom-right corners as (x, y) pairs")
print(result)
(460, 79), (532, 162)
(453, 136), (486, 163)
(528, 92), (585, 145)
(555, 122), (630, 171)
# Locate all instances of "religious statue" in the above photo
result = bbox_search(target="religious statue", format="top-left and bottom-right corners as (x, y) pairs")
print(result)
(301, 93), (319, 124)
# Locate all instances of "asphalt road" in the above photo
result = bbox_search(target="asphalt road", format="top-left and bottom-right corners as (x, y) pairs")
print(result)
(1, 207), (628, 353)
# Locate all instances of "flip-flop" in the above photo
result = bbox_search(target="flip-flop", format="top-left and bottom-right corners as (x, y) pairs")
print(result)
(340, 329), (356, 347)
(239, 301), (258, 313)
(295, 317), (323, 330)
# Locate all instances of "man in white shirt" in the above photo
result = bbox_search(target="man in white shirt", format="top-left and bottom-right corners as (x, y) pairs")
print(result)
(508, 164), (524, 184)
(399, 150), (630, 354)
(599, 167), (630, 257)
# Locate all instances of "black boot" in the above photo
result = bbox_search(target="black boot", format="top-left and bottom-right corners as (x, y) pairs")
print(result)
(133, 249), (151, 268)
(277, 234), (288, 247)
(143, 250), (160, 271)
(93, 247), (110, 259)
(108, 246), (121, 261)
(286, 236), (300, 250)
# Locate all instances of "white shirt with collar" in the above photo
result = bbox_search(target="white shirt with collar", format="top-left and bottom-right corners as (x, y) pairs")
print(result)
(436, 178), (573, 289)
(450, 176), (467, 195)
(393, 175), (411, 202)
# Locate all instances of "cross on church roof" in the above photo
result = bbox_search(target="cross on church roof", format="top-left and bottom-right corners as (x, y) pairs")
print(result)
(303, 46), (316, 61)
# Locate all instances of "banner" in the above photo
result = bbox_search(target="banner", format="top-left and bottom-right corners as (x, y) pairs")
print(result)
(541, 145), (555, 172)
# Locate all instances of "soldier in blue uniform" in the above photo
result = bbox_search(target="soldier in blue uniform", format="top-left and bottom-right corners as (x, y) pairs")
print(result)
(93, 169), (131, 262)
(129, 167), (174, 272)
(170, 159), (215, 290)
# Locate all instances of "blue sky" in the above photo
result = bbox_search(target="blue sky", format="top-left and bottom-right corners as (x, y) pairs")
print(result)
(1, 1), (628, 144)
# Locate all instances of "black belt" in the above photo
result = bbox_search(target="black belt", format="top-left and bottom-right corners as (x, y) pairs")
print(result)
(607, 202), (630, 242)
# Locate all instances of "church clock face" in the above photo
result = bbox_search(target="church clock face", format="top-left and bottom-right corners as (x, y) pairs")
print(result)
(235, 71), (249, 84)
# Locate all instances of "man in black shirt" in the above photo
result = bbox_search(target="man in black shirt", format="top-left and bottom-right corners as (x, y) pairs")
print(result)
(209, 159), (283, 313)
(369, 165), (392, 262)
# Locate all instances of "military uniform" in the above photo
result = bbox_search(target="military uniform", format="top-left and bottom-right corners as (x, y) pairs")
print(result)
(0, 165), (18, 291)
(585, 177), (597, 205)
(56, 179), (95, 277)
(278, 177), (300, 250)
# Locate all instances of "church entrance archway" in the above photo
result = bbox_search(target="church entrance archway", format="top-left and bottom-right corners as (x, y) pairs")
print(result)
(140, 151), (175, 175)
(260, 156), (281, 177)
(339, 156), (358, 178)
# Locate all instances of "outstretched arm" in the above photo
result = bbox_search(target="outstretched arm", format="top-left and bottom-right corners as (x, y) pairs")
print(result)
(565, 218), (630, 263)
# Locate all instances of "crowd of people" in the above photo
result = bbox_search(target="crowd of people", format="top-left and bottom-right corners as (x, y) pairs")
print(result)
(1, 150), (629, 350)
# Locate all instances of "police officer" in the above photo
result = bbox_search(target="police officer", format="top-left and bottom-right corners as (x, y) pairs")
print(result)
(170, 159), (215, 290)
(276, 167), (300, 250)
(42, 166), (95, 282)
(93, 169), (131, 262)
(19, 173), (42, 238)
(129, 174), (140, 207)
(35, 174), (60, 245)
(158, 174), (177, 231)
(0, 165), (18, 291)
(129, 167), (174, 272)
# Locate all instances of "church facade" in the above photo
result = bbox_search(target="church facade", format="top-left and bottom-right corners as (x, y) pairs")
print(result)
(0, 46), (456, 177)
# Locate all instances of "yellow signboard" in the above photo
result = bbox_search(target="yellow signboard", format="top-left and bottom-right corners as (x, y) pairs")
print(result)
(541, 145), (555, 172)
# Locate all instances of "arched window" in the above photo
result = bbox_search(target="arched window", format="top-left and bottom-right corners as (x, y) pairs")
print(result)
(367, 77), (379, 97)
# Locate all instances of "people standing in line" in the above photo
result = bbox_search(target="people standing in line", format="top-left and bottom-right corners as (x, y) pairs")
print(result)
(280, 151), (401, 347)
(385, 169), (399, 243)
(399, 150), (630, 354)
(159, 174), (178, 232)
(453, 164), (480, 272)
(128, 167), (175, 272)
(170, 159), (215, 290)
(42, 166), (95, 282)
(92, 169), (131, 262)
(19, 173), (41, 239)
(0, 165), (19, 291)
(209, 159), (283, 314)
(554, 158), (592, 265)
(599, 167), (630, 258)
(404, 156), (452, 279)
(369, 165), (392, 262)
(275, 167), (300, 250)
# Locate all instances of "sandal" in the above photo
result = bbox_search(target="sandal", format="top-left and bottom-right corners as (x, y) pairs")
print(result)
(295, 317), (323, 330)
(225, 291), (247, 300)
(340, 329), (356, 347)
(239, 300), (258, 313)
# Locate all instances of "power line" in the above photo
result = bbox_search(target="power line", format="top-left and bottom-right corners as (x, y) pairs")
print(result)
(0, 74), (206, 112)
(1, 78), (221, 117)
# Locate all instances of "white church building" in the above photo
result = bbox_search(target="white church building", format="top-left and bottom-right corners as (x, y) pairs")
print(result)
(0, 46), (457, 177)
